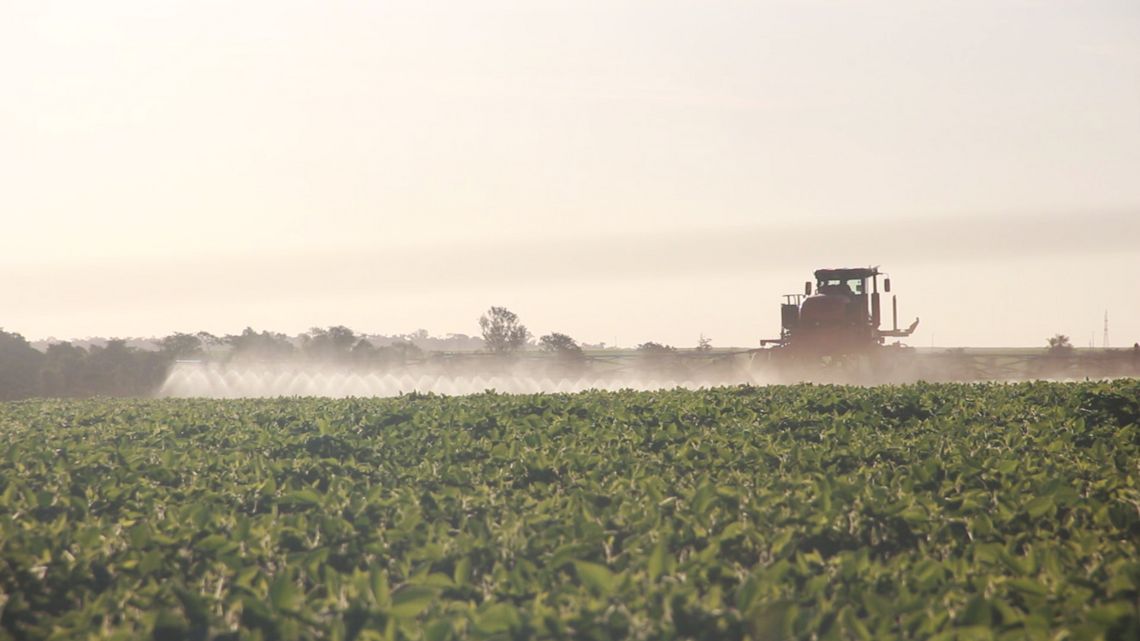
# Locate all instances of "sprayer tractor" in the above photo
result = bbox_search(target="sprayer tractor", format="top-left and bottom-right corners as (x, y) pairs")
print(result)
(755, 267), (920, 378)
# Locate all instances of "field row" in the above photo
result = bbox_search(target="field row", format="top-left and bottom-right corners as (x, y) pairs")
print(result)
(1, 381), (1138, 640)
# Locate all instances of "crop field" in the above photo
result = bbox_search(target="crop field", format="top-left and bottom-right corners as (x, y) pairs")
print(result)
(1, 382), (1138, 640)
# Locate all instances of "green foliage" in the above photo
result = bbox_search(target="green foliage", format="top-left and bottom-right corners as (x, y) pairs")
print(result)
(1, 380), (1138, 639)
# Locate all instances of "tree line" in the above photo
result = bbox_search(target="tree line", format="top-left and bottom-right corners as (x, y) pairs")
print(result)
(1, 332), (168, 400)
(0, 326), (434, 400)
(0, 306), (618, 400)
(0, 305), (707, 400)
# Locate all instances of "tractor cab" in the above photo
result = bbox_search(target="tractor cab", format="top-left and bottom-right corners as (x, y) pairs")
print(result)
(804, 267), (882, 328)
(816, 272), (867, 297)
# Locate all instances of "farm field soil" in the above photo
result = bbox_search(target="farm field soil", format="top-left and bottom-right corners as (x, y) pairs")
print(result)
(1, 382), (1138, 640)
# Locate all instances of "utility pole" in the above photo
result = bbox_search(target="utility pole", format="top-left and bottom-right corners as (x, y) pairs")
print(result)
(1103, 310), (1109, 349)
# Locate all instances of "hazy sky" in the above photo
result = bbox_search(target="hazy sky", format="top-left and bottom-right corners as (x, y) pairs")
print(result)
(2, 1), (1138, 347)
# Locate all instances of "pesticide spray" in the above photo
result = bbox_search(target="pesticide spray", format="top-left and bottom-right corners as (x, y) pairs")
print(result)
(158, 357), (772, 398)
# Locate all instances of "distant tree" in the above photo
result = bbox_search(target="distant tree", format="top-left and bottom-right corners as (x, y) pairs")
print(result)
(377, 340), (424, 366)
(539, 332), (586, 375)
(403, 329), (430, 344)
(347, 338), (379, 366)
(159, 333), (203, 360)
(39, 341), (90, 397)
(85, 339), (166, 396)
(226, 328), (295, 360)
(697, 335), (712, 352)
(540, 332), (584, 356)
(195, 332), (224, 350)
(0, 329), (45, 400)
(438, 333), (484, 351)
(479, 307), (530, 354)
(636, 341), (676, 355)
(636, 341), (683, 376)
(351, 338), (376, 354)
(303, 326), (358, 361)
(1047, 334), (1073, 355)
(86, 339), (130, 395)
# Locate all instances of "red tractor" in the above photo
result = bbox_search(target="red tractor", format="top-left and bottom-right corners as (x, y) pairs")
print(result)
(762, 267), (919, 359)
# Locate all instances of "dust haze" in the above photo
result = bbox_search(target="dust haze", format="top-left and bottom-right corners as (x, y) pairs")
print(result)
(158, 345), (1139, 399)
(159, 359), (771, 399)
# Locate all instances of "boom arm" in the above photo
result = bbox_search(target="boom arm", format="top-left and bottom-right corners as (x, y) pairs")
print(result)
(878, 294), (919, 338)
(880, 317), (920, 338)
